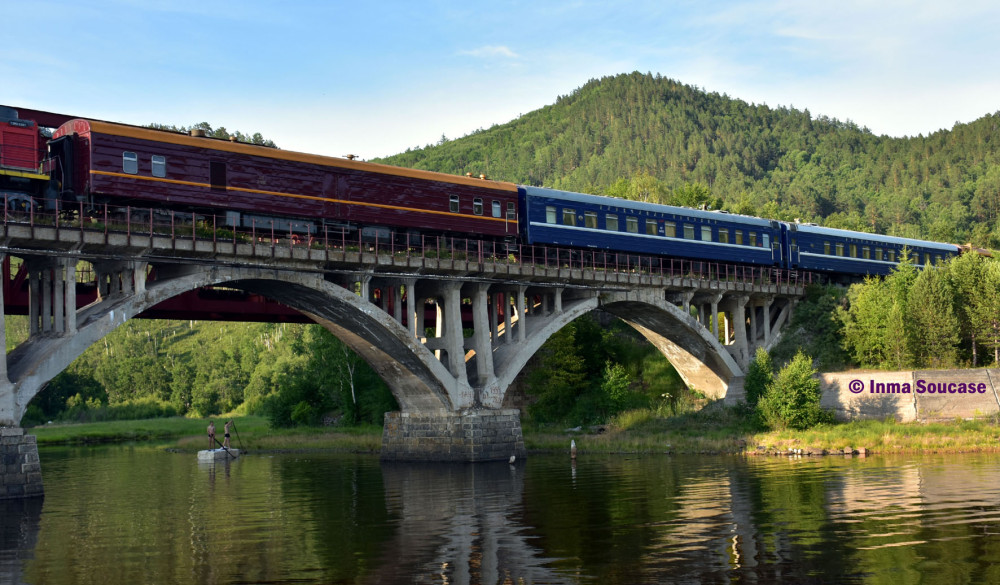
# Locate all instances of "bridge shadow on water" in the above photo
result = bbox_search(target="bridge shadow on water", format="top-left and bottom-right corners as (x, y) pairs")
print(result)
(0, 497), (42, 585)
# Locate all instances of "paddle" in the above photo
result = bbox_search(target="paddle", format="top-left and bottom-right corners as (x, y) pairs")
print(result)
(231, 420), (246, 453)
(213, 436), (237, 459)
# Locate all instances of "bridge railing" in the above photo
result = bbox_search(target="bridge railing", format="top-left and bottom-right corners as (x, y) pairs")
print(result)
(3, 198), (814, 288)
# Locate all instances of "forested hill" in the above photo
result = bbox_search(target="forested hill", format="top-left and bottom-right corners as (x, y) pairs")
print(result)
(376, 72), (1000, 248)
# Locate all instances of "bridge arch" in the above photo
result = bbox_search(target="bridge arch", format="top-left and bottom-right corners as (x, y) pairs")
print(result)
(2, 265), (467, 425)
(599, 294), (743, 399)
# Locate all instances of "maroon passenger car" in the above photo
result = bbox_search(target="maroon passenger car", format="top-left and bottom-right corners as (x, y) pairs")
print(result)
(48, 119), (519, 238)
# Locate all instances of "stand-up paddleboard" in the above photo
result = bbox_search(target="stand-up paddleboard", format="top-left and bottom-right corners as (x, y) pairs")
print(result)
(198, 448), (240, 461)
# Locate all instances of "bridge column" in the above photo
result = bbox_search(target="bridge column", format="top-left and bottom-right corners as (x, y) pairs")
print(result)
(516, 285), (528, 343)
(433, 282), (467, 385)
(469, 283), (495, 385)
(402, 278), (417, 337)
(502, 292), (513, 344)
(763, 296), (773, 345)
(728, 295), (750, 368)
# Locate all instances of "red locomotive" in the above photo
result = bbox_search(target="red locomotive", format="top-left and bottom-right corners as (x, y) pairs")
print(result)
(47, 118), (519, 240)
(0, 106), (50, 211)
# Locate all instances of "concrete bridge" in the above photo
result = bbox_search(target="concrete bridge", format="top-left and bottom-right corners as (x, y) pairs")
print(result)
(0, 211), (808, 497)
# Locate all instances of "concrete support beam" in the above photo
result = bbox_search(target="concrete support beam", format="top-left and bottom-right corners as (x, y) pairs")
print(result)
(470, 283), (494, 386)
(402, 278), (417, 338)
(502, 292), (512, 344)
(730, 295), (750, 368)
(516, 285), (528, 343)
(440, 283), (467, 385)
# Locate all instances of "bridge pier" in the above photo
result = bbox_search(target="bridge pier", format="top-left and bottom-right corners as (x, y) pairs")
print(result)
(0, 428), (43, 499)
(381, 409), (526, 462)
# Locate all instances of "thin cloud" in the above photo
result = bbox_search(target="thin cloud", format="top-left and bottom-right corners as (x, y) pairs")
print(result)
(460, 45), (519, 59)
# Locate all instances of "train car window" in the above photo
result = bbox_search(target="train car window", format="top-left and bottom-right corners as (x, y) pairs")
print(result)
(935, 254), (942, 264)
(210, 160), (226, 191)
(545, 206), (556, 223)
(683, 224), (694, 239)
(626, 216), (638, 233)
(492, 201), (501, 218)
(824, 241), (831, 255)
(664, 221), (676, 237)
(875, 247), (883, 261)
(151, 155), (166, 178)
(473, 198), (484, 215)
(123, 151), (138, 174)
(718, 228), (729, 244)
(451, 195), (460, 213)
(735, 230), (743, 245)
(507, 202), (516, 220)
(912, 252), (919, 264)
(606, 214), (618, 231)
(925, 253), (932, 265)
(645, 219), (657, 236)
(749, 232), (757, 247)
(762, 234), (770, 248)
(888, 249), (895, 262)
(585, 211), (598, 229)
(836, 243), (844, 256)
(702, 226), (712, 241)
(562, 208), (576, 226)
(862, 246), (870, 259)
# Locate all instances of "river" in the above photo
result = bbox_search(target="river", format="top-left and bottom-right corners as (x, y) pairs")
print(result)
(3, 446), (1000, 584)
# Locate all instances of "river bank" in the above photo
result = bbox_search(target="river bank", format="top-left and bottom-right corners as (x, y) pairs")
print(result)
(24, 409), (1000, 455)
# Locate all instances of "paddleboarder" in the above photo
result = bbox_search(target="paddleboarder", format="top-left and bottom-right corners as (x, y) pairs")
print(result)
(207, 420), (216, 449)
(223, 420), (232, 449)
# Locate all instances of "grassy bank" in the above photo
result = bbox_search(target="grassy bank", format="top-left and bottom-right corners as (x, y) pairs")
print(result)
(529, 407), (1000, 455)
(25, 409), (1000, 455)
(29, 415), (384, 453)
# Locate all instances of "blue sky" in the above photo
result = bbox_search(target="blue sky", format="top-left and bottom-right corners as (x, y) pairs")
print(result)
(4, 1), (1000, 160)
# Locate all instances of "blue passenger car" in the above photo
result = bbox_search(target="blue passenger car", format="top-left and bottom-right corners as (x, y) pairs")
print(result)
(519, 186), (783, 266)
(787, 223), (960, 275)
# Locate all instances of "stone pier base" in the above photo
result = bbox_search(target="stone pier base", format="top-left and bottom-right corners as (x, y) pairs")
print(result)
(381, 409), (527, 462)
(1, 428), (43, 499)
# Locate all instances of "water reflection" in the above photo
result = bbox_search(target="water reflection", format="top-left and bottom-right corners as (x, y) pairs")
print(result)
(9, 448), (1000, 584)
(0, 497), (42, 585)
(373, 461), (566, 584)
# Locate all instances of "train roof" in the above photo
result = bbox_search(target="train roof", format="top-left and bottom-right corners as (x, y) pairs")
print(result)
(52, 119), (518, 193)
(789, 222), (958, 251)
(520, 185), (775, 227)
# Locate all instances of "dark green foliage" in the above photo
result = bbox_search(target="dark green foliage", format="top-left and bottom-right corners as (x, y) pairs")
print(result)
(770, 284), (848, 370)
(836, 254), (1000, 370)
(757, 351), (833, 430)
(907, 265), (961, 367)
(524, 313), (690, 425)
(21, 319), (397, 429)
(379, 71), (1000, 248)
(744, 348), (773, 408)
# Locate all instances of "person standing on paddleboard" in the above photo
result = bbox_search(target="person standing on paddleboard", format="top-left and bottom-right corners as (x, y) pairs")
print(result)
(223, 420), (232, 449)
(207, 420), (216, 449)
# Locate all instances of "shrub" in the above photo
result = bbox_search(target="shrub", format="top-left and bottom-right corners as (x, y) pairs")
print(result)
(757, 351), (833, 430)
(744, 347), (773, 408)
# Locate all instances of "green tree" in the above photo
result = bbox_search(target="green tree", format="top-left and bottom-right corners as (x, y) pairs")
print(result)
(744, 347), (773, 408)
(525, 324), (588, 423)
(757, 351), (831, 430)
(838, 276), (892, 367)
(947, 252), (990, 366)
(907, 265), (960, 368)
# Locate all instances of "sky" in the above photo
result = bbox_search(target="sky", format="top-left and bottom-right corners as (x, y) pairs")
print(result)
(4, 1), (1000, 160)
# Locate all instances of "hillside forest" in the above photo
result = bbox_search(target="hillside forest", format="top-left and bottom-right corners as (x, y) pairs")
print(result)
(16, 71), (1000, 428)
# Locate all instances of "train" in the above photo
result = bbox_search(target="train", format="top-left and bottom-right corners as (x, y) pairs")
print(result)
(0, 105), (961, 278)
